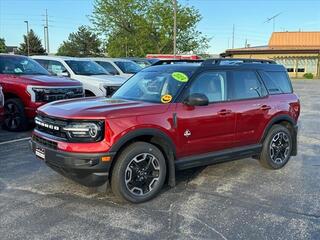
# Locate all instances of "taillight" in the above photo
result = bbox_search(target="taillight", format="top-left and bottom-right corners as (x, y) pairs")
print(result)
(292, 98), (300, 118)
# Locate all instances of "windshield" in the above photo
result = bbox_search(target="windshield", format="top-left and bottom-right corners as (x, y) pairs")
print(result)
(114, 61), (142, 74)
(112, 70), (192, 103)
(65, 60), (107, 75)
(0, 56), (50, 75)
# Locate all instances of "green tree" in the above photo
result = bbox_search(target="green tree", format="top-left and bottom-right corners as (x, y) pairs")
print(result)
(0, 38), (6, 53)
(57, 26), (103, 57)
(91, 0), (209, 57)
(17, 29), (45, 55)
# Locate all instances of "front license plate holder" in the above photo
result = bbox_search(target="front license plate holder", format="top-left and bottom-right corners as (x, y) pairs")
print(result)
(35, 146), (46, 160)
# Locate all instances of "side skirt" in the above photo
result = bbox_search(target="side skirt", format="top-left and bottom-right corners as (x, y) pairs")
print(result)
(175, 144), (262, 170)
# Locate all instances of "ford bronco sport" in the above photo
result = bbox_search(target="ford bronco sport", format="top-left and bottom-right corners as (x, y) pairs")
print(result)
(30, 58), (300, 203)
(0, 54), (83, 131)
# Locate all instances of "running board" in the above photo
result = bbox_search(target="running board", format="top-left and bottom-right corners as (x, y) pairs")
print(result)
(175, 144), (262, 170)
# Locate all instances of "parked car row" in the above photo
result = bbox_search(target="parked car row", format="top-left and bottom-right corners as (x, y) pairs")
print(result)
(0, 54), (150, 131)
(0, 54), (84, 131)
(32, 56), (127, 97)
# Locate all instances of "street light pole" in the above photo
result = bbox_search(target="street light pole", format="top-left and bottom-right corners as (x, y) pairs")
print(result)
(173, 0), (177, 58)
(24, 21), (30, 56)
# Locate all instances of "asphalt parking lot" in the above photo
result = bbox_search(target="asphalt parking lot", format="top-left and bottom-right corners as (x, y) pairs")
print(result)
(0, 80), (319, 240)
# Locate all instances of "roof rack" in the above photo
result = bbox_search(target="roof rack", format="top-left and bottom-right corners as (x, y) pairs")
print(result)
(201, 58), (276, 66)
(152, 59), (203, 66)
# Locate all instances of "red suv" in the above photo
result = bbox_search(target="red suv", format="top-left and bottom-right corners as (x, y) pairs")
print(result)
(31, 59), (300, 203)
(0, 55), (83, 131)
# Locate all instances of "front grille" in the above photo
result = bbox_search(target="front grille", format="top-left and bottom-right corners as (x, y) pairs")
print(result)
(32, 134), (58, 150)
(105, 86), (120, 97)
(34, 87), (84, 102)
(35, 115), (68, 139)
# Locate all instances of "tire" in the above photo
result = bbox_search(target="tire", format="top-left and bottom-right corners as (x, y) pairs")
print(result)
(259, 124), (293, 169)
(3, 98), (29, 131)
(111, 142), (167, 203)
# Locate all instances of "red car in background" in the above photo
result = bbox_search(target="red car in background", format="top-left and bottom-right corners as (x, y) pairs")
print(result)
(0, 54), (84, 131)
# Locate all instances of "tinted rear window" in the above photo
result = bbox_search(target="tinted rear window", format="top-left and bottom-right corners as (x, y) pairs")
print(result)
(261, 71), (293, 94)
(228, 71), (267, 100)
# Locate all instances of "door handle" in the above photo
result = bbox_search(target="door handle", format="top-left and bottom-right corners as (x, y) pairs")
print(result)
(260, 105), (271, 110)
(218, 109), (232, 115)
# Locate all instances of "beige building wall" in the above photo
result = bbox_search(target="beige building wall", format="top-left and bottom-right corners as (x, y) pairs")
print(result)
(229, 53), (320, 78)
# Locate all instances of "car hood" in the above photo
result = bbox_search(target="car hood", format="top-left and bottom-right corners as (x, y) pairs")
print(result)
(38, 97), (167, 119)
(75, 74), (126, 86)
(22, 75), (81, 86)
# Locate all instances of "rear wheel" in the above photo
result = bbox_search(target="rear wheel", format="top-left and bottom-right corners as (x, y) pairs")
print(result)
(259, 124), (292, 169)
(3, 98), (28, 131)
(111, 142), (167, 203)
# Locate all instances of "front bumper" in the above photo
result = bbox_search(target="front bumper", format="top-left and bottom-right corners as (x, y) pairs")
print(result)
(30, 137), (115, 187)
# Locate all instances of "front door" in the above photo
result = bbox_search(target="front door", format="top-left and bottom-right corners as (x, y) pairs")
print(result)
(176, 71), (236, 157)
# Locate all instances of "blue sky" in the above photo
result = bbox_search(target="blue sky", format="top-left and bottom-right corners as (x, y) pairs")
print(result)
(0, 0), (319, 54)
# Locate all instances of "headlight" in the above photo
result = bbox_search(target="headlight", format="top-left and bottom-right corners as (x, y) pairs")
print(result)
(32, 88), (48, 102)
(63, 121), (104, 142)
(101, 84), (120, 97)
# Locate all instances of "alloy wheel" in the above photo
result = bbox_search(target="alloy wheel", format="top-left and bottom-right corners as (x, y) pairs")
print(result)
(269, 132), (290, 164)
(4, 103), (21, 130)
(125, 153), (161, 196)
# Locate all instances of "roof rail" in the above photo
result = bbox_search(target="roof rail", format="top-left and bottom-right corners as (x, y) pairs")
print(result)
(201, 58), (276, 66)
(152, 59), (203, 66)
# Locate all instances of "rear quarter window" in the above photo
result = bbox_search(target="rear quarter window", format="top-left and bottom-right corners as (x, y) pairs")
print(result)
(260, 71), (293, 94)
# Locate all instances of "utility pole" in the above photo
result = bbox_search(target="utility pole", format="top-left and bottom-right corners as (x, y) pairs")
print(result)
(173, 0), (177, 58)
(232, 24), (235, 49)
(45, 9), (50, 54)
(43, 26), (47, 53)
(24, 21), (30, 56)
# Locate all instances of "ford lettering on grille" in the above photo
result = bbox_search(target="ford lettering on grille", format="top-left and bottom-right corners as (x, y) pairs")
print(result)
(35, 117), (60, 131)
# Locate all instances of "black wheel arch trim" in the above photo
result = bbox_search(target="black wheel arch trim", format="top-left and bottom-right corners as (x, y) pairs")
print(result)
(261, 114), (298, 156)
(109, 128), (177, 187)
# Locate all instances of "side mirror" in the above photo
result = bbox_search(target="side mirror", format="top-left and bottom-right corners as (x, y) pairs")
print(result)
(60, 71), (70, 77)
(184, 93), (209, 106)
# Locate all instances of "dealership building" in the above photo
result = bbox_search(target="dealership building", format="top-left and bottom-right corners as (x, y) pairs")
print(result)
(223, 32), (320, 78)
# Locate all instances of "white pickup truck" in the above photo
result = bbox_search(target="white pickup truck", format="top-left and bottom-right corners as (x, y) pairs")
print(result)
(32, 56), (126, 97)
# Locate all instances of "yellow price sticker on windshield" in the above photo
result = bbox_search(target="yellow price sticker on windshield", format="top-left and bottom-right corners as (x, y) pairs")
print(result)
(161, 94), (172, 104)
(172, 72), (189, 82)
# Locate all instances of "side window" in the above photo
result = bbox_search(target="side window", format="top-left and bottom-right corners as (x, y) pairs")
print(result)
(34, 59), (49, 69)
(188, 71), (227, 103)
(261, 71), (293, 94)
(96, 61), (119, 75)
(48, 60), (67, 75)
(228, 71), (267, 100)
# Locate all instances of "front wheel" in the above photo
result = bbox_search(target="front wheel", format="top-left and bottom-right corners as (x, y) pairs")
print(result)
(259, 124), (293, 169)
(111, 142), (167, 203)
(3, 98), (28, 131)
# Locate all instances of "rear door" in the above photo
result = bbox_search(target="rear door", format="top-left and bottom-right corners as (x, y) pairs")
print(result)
(227, 70), (270, 147)
(176, 71), (236, 157)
